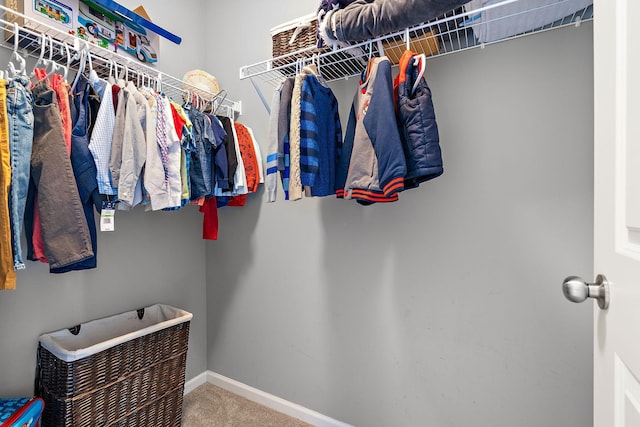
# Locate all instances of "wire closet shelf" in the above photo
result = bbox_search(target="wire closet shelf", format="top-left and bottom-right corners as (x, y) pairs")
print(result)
(239, 0), (593, 87)
(0, 4), (241, 117)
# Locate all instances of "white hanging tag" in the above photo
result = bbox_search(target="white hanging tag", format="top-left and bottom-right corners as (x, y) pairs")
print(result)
(101, 201), (116, 232)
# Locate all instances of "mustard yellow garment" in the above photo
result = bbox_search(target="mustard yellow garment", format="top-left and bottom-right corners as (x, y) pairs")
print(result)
(0, 80), (16, 290)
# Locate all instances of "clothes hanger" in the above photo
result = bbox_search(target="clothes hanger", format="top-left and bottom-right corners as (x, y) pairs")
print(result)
(87, 46), (99, 85)
(363, 40), (376, 82)
(108, 60), (115, 84)
(30, 33), (48, 81)
(8, 23), (27, 78)
(196, 93), (204, 112)
(309, 54), (329, 86)
(43, 36), (61, 81)
(411, 53), (426, 96)
(212, 89), (228, 116)
(62, 42), (71, 82)
(71, 43), (88, 92)
(181, 89), (189, 106)
(116, 60), (127, 87)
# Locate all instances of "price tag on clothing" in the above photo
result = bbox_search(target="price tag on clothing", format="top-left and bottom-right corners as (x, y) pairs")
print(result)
(101, 201), (117, 232)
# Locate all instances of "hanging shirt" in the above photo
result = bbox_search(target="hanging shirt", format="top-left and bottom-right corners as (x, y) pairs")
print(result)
(109, 88), (127, 192)
(214, 117), (247, 197)
(288, 72), (305, 201)
(170, 102), (192, 205)
(117, 82), (147, 210)
(208, 115), (228, 192)
(148, 94), (181, 210)
(89, 80), (116, 195)
(185, 103), (215, 200)
(233, 122), (260, 193)
(278, 78), (294, 200)
(299, 73), (342, 197)
(265, 84), (281, 202)
(140, 87), (160, 210)
(217, 116), (238, 191)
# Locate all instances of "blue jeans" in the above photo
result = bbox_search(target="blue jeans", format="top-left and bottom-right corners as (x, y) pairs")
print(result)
(6, 76), (33, 270)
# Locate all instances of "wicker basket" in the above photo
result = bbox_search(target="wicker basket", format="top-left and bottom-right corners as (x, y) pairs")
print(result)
(36, 304), (192, 427)
(382, 30), (441, 65)
(271, 13), (321, 59)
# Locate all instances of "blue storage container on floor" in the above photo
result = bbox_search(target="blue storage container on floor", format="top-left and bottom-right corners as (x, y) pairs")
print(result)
(0, 397), (44, 427)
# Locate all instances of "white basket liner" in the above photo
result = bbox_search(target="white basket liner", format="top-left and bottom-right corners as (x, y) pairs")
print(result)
(270, 12), (317, 35)
(39, 304), (193, 363)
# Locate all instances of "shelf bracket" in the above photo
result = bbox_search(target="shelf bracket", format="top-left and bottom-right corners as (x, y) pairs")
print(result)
(250, 77), (271, 115)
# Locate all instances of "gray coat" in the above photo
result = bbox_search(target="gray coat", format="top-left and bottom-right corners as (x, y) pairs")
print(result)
(323, 0), (467, 42)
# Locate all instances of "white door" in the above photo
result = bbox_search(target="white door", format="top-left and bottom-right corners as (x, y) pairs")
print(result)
(593, 0), (640, 425)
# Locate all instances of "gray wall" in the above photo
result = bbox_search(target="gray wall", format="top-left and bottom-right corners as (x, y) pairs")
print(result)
(205, 2), (594, 426)
(0, 0), (209, 396)
(0, 1), (594, 426)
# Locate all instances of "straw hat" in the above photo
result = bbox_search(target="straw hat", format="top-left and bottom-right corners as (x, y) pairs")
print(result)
(182, 69), (220, 101)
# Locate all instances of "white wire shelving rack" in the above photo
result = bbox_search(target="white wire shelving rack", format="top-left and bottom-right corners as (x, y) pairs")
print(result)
(239, 0), (592, 99)
(0, 4), (242, 117)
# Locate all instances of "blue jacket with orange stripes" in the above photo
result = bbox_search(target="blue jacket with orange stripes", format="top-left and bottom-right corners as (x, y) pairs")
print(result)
(335, 57), (407, 205)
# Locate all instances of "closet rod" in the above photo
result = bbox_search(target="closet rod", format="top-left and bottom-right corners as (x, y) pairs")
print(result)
(0, 4), (242, 117)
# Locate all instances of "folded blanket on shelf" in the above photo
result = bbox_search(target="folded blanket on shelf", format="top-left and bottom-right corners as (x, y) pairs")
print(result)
(462, 0), (591, 43)
(319, 0), (469, 45)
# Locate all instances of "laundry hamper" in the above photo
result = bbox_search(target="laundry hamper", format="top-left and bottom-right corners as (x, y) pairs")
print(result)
(35, 304), (192, 427)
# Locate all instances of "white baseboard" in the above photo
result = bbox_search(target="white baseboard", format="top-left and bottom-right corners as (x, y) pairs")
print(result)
(184, 370), (353, 427)
(184, 371), (209, 394)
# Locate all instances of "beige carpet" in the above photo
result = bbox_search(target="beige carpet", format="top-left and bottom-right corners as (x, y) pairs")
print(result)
(182, 383), (314, 427)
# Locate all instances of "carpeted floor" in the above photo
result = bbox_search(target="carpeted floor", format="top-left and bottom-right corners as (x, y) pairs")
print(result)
(182, 383), (314, 427)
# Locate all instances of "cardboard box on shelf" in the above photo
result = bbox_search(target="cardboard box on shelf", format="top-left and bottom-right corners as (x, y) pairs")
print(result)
(5, 0), (180, 65)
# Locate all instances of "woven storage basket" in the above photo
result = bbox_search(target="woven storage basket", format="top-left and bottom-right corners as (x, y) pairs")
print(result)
(382, 30), (441, 65)
(36, 304), (192, 427)
(271, 13), (322, 59)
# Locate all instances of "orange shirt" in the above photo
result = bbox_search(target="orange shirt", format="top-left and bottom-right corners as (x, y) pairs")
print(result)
(233, 122), (260, 193)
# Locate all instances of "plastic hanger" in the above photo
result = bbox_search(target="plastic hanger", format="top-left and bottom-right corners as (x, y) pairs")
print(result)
(30, 33), (48, 81)
(87, 47), (99, 85)
(212, 89), (228, 115)
(62, 42), (71, 82)
(196, 93), (203, 112)
(43, 36), (61, 81)
(8, 23), (26, 78)
(182, 89), (191, 107)
(109, 60), (117, 85)
(116, 61), (127, 87)
(311, 54), (329, 87)
(71, 43), (88, 92)
(411, 54), (426, 96)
